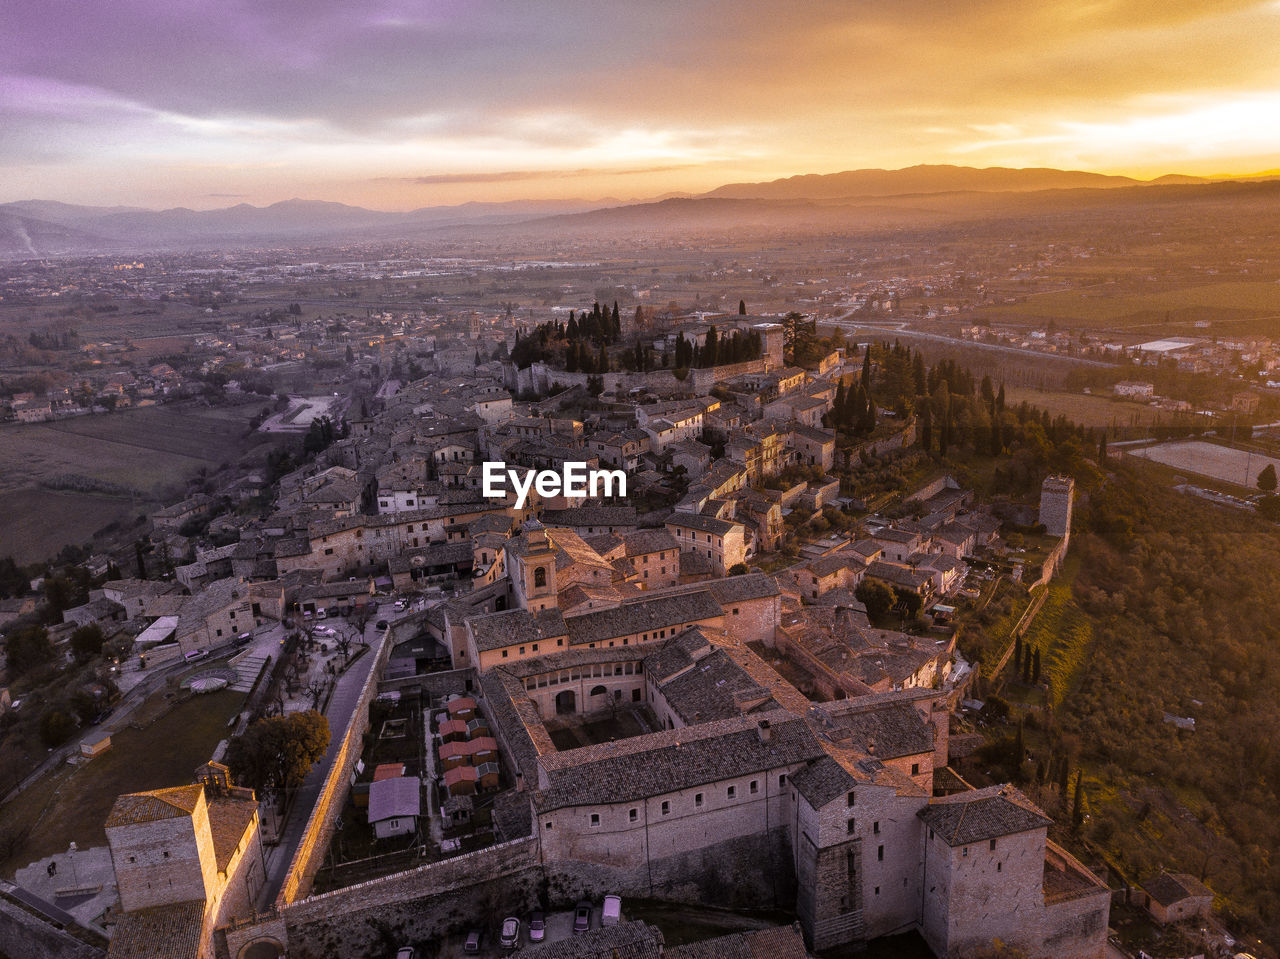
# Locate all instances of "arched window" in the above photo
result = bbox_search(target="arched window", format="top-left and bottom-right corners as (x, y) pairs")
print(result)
(534, 566), (546, 588)
(590, 685), (608, 697)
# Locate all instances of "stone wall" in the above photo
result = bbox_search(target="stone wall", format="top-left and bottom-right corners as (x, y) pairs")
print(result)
(274, 625), (395, 906)
(0, 892), (106, 959)
(543, 826), (796, 912)
(280, 837), (540, 959)
(378, 667), (478, 702)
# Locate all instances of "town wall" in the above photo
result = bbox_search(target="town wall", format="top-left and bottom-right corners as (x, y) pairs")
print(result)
(378, 667), (478, 701)
(280, 837), (540, 959)
(0, 893), (106, 959)
(274, 625), (395, 906)
(542, 825), (796, 911)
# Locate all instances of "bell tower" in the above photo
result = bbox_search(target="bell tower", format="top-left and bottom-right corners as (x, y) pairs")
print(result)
(509, 519), (557, 611)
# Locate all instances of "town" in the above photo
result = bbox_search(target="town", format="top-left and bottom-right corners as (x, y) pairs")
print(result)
(3, 245), (1275, 959)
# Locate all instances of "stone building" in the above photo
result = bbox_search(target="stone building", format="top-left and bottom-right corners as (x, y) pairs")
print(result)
(1038, 475), (1075, 539)
(105, 765), (264, 959)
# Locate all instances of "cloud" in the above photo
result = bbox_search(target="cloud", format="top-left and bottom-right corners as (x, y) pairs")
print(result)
(386, 165), (699, 185)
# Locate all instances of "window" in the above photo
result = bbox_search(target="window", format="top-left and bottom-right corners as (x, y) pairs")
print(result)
(874, 886), (880, 896)
(877, 845), (884, 861)
(963, 847), (968, 857)
(519, 646), (525, 655)
(779, 774), (787, 787)
(590, 814), (600, 827)
(749, 780), (758, 794)
(501, 650), (508, 658)
(534, 566), (546, 588)
(629, 809), (638, 822)
(989, 839), (997, 851)
(847, 790), (856, 807)
(163, 851), (169, 858)
(873, 821), (880, 835)
(532, 644), (538, 652)
(661, 801), (670, 815)
(911, 763), (920, 776)
(732, 607), (740, 615)
(997, 862), (1002, 872)
(727, 785), (737, 799)
(847, 818), (857, 835)
(695, 793), (704, 808)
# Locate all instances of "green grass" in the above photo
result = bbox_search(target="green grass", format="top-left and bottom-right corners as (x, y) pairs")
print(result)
(0, 689), (245, 876)
(983, 279), (1280, 329)
(1005, 385), (1190, 430)
(1020, 554), (1092, 709)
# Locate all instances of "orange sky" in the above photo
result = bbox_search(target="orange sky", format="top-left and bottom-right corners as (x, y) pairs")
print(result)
(4, 0), (1280, 209)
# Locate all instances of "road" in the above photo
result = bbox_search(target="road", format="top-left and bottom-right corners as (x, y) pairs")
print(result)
(256, 615), (385, 909)
(828, 315), (1114, 368)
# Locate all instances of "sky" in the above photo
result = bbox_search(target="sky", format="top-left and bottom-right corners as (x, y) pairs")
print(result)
(3, 0), (1280, 211)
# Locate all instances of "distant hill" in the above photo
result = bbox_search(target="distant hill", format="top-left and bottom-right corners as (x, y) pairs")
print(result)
(700, 164), (1146, 200)
(1, 164), (1277, 257)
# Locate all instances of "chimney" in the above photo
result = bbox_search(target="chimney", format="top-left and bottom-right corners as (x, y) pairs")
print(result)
(757, 719), (772, 743)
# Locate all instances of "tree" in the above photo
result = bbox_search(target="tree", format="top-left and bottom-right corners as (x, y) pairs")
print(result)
(1013, 635), (1023, 675)
(1032, 647), (1042, 683)
(40, 709), (76, 748)
(225, 710), (331, 796)
(738, 299), (746, 315)
(855, 579), (896, 621)
(728, 563), (749, 576)
(1258, 495), (1280, 521)
(1258, 463), (1277, 493)
(70, 623), (105, 663)
(1071, 770), (1085, 830)
(5, 625), (54, 675)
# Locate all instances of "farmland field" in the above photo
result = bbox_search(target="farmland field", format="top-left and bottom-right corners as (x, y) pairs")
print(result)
(1126, 439), (1280, 488)
(979, 279), (1280, 332)
(1005, 386), (1186, 430)
(0, 401), (276, 561)
(0, 489), (144, 564)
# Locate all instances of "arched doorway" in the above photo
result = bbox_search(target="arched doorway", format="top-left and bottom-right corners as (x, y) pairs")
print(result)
(239, 939), (284, 959)
(555, 689), (576, 714)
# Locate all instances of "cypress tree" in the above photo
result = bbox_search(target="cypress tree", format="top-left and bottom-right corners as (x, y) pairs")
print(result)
(1058, 756), (1070, 795)
(738, 299), (746, 315)
(1014, 635), (1023, 674)
(861, 345), (872, 388)
(919, 402), (932, 451)
(1032, 647), (1041, 683)
(996, 383), (1006, 413)
(1022, 646), (1032, 684)
(1071, 771), (1084, 829)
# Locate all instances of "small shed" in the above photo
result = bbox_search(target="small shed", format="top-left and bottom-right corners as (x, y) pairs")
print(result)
(80, 734), (112, 760)
(1139, 872), (1214, 925)
(368, 775), (421, 839)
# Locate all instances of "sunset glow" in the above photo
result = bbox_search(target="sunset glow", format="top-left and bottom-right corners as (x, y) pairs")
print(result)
(4, 0), (1280, 208)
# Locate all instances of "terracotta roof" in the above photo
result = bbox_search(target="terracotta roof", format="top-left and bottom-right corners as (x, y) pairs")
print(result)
(1142, 871), (1213, 907)
(107, 899), (204, 959)
(105, 785), (203, 828)
(918, 785), (1052, 846)
(206, 797), (257, 873)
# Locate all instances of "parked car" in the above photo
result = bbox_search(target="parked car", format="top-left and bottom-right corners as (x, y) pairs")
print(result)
(395, 949), (415, 959)
(326, 606), (340, 617)
(500, 917), (521, 950)
(573, 901), (592, 935)
(393, 599), (407, 610)
(316, 609), (327, 619)
(464, 930), (481, 953)
(376, 620), (389, 631)
(602, 895), (621, 926)
(528, 911), (545, 943)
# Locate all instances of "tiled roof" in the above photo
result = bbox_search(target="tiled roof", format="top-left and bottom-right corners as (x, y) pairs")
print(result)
(622, 528), (679, 556)
(206, 797), (257, 872)
(918, 784), (1052, 846)
(534, 710), (823, 811)
(1141, 871), (1213, 907)
(469, 607), (568, 652)
(665, 512), (738, 536)
(564, 591), (722, 647)
(105, 784), (203, 827)
(106, 899), (204, 959)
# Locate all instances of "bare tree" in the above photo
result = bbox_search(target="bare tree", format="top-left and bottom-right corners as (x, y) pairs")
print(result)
(305, 678), (329, 711)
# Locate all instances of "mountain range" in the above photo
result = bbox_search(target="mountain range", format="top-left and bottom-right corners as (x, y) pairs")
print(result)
(1, 164), (1276, 258)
